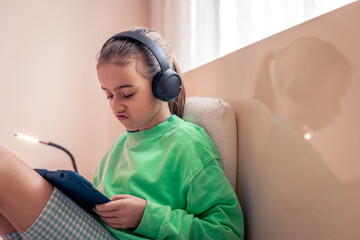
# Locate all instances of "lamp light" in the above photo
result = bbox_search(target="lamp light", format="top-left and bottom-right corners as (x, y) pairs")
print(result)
(304, 132), (312, 140)
(13, 132), (78, 173)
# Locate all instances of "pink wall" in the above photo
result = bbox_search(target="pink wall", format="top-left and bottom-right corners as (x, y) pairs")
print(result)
(1, 1), (359, 238)
(184, 2), (360, 239)
(0, 0), (147, 180)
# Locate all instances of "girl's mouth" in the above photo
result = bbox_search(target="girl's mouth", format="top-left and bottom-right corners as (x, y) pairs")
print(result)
(116, 114), (128, 121)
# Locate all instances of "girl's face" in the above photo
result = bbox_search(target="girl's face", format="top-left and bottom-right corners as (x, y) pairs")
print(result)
(97, 61), (171, 131)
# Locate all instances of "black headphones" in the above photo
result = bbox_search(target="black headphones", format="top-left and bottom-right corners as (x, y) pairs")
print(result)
(102, 31), (182, 102)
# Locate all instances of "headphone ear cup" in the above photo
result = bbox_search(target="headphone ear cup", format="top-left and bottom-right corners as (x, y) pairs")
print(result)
(152, 69), (182, 102)
(152, 72), (163, 100)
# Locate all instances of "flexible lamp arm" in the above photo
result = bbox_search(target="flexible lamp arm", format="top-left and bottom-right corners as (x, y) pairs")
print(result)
(13, 132), (78, 173)
(48, 142), (78, 173)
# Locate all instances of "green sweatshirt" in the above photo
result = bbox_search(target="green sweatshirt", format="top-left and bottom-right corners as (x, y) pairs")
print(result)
(93, 115), (244, 240)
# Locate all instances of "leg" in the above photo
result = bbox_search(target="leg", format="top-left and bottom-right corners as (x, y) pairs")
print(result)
(0, 213), (16, 235)
(21, 188), (117, 240)
(0, 146), (53, 233)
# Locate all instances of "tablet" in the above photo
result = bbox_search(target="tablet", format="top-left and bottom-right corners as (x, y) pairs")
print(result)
(35, 169), (110, 214)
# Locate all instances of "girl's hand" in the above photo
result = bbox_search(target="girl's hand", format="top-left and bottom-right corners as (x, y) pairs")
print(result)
(93, 194), (147, 229)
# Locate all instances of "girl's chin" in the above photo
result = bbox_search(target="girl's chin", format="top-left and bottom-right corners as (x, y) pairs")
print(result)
(123, 123), (141, 132)
(120, 119), (151, 132)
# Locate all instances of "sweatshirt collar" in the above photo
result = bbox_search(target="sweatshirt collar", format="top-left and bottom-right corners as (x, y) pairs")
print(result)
(126, 115), (180, 143)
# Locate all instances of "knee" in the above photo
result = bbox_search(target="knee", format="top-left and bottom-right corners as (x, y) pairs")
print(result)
(0, 146), (10, 171)
(0, 147), (32, 179)
(0, 146), (19, 172)
(0, 146), (10, 162)
(0, 147), (29, 189)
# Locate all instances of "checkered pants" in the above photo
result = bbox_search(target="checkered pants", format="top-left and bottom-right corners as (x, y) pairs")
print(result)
(1, 188), (117, 240)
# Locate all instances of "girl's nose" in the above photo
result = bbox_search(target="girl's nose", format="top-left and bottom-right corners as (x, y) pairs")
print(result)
(110, 97), (125, 112)
(117, 103), (126, 113)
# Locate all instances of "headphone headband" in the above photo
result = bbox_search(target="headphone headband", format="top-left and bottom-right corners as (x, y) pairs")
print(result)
(102, 31), (170, 73)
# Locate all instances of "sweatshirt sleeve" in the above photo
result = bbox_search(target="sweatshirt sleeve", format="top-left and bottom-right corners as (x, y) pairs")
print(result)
(134, 159), (244, 240)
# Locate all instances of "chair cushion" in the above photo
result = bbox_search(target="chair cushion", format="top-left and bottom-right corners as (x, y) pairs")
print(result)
(183, 97), (237, 190)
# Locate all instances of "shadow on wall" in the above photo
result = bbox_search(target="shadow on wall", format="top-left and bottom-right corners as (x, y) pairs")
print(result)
(238, 37), (360, 240)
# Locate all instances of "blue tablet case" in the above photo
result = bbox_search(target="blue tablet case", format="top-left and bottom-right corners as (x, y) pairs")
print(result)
(35, 169), (110, 213)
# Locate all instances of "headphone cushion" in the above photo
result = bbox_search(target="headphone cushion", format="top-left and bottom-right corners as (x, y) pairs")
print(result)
(152, 69), (181, 102)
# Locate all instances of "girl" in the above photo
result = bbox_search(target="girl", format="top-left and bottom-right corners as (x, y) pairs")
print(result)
(0, 27), (244, 239)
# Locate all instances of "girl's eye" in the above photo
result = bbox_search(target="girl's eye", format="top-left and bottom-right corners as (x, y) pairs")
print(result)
(106, 92), (134, 100)
(123, 93), (135, 98)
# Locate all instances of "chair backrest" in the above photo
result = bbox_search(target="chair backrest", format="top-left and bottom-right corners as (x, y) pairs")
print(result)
(183, 96), (237, 190)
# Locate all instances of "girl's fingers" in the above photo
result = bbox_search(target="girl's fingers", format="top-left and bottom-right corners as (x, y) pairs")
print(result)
(111, 194), (131, 201)
(99, 215), (119, 224)
(95, 209), (117, 217)
(95, 199), (124, 212)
